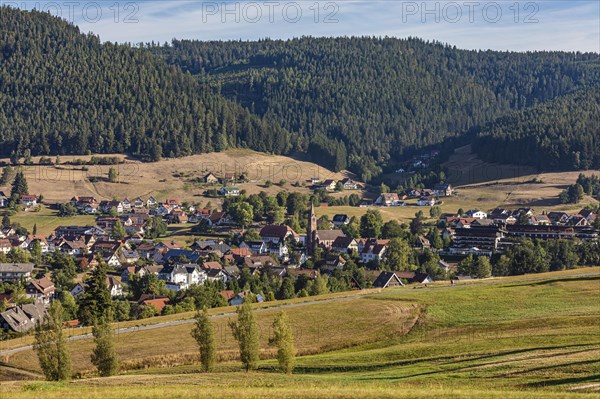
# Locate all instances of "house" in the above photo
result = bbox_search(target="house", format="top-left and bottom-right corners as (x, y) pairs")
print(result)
(219, 290), (236, 302)
(579, 209), (597, 223)
(323, 255), (346, 271)
(0, 239), (12, 254)
(138, 295), (170, 312)
(360, 239), (389, 264)
(219, 187), (241, 197)
(206, 268), (227, 283)
(547, 211), (570, 225)
(372, 271), (404, 289)
(567, 215), (589, 227)
(341, 178), (359, 190)
(133, 197), (145, 208)
(310, 177), (320, 185)
(0, 303), (47, 333)
(229, 291), (265, 306)
(0, 191), (7, 208)
(241, 241), (268, 254)
(375, 193), (401, 207)
(417, 196), (436, 207)
(320, 179), (337, 191)
(332, 236), (358, 254)
(530, 214), (551, 226)
(165, 198), (181, 208)
(99, 200), (124, 213)
(243, 255), (278, 270)
(489, 208), (517, 225)
(70, 282), (85, 298)
(433, 183), (454, 197)
(332, 214), (350, 227)
(465, 210), (488, 219)
(0, 263), (34, 283)
(104, 276), (123, 297)
(395, 271), (433, 284)
(159, 264), (207, 291)
(147, 197), (158, 208)
(259, 225), (299, 243)
(203, 173), (219, 184)
(122, 198), (132, 210)
(20, 194), (38, 207)
(25, 277), (55, 305)
(316, 230), (345, 250)
(414, 236), (431, 250)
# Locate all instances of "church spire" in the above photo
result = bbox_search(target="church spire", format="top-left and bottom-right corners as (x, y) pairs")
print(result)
(307, 202), (317, 256)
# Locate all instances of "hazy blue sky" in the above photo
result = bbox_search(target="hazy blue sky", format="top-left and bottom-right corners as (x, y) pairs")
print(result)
(7, 1), (600, 51)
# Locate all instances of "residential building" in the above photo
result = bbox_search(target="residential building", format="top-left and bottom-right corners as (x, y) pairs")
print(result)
(25, 277), (55, 305)
(0, 303), (47, 333)
(219, 187), (241, 197)
(340, 178), (359, 190)
(465, 210), (488, 219)
(332, 214), (350, 227)
(433, 183), (454, 197)
(375, 193), (402, 207)
(373, 271), (404, 288)
(0, 263), (34, 283)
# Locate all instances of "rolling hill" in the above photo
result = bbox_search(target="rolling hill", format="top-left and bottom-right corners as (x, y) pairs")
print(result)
(2, 269), (599, 398)
(1, 6), (598, 182)
(155, 37), (600, 179)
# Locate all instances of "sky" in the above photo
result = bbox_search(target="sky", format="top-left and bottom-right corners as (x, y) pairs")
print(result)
(5, 0), (600, 51)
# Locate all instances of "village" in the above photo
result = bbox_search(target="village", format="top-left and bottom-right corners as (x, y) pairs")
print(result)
(0, 170), (599, 337)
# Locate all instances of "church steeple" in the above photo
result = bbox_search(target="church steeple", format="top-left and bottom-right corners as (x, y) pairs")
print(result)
(307, 203), (318, 256)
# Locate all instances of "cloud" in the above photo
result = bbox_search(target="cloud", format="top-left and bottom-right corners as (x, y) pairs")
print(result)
(7, 0), (599, 51)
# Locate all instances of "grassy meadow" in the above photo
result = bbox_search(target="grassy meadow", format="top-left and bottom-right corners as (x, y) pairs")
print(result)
(1, 268), (599, 398)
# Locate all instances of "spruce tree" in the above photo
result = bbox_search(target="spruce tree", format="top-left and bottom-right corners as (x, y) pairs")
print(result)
(269, 311), (296, 374)
(11, 170), (28, 197)
(34, 301), (72, 381)
(191, 308), (217, 372)
(91, 315), (119, 377)
(78, 259), (113, 325)
(229, 302), (260, 371)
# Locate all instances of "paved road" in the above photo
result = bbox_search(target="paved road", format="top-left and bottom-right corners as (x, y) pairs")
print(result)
(2, 270), (597, 357)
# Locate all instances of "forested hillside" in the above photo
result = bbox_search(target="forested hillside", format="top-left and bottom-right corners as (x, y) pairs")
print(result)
(1, 7), (598, 179)
(0, 7), (292, 161)
(155, 38), (599, 179)
(473, 87), (600, 170)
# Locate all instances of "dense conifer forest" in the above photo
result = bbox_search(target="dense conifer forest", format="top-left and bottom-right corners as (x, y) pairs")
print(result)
(154, 38), (599, 178)
(1, 7), (598, 179)
(0, 7), (292, 161)
(473, 87), (599, 170)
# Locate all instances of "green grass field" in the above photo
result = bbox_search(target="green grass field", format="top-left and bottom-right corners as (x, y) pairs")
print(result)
(3, 206), (96, 236)
(1, 268), (599, 398)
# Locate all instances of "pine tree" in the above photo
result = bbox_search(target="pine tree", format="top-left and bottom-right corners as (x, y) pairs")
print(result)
(228, 302), (260, 371)
(191, 308), (217, 372)
(34, 301), (72, 381)
(91, 315), (119, 377)
(269, 311), (296, 374)
(11, 170), (28, 197)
